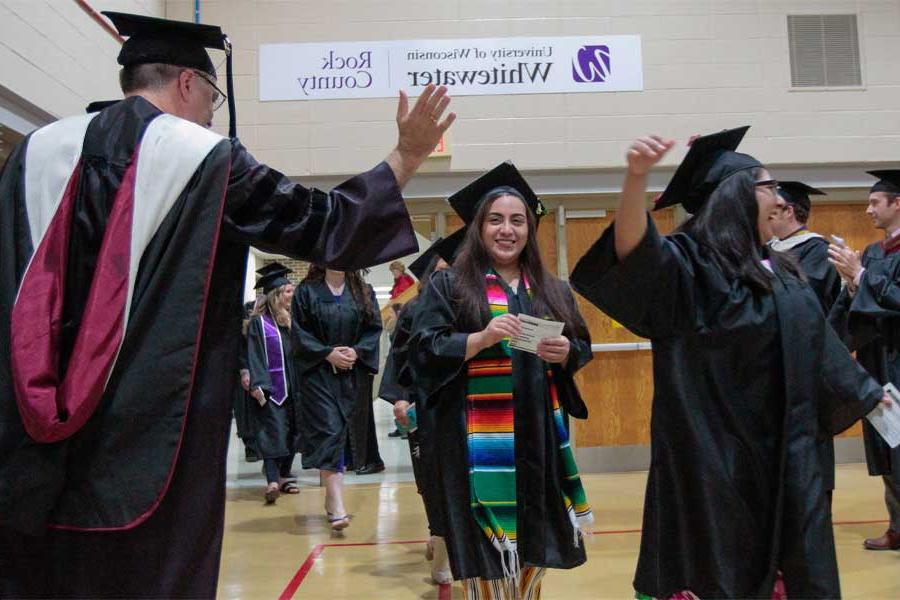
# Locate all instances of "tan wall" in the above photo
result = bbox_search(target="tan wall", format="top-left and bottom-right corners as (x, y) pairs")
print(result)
(164, 0), (900, 177)
(0, 1), (164, 121)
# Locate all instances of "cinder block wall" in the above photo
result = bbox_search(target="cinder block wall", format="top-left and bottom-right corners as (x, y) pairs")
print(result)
(166, 0), (900, 177)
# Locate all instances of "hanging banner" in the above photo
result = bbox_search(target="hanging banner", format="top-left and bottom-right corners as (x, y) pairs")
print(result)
(259, 35), (642, 101)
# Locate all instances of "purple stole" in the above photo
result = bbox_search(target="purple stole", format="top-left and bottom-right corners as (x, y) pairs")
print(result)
(261, 314), (288, 405)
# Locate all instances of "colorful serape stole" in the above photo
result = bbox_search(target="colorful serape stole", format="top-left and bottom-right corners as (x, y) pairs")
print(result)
(466, 272), (593, 585)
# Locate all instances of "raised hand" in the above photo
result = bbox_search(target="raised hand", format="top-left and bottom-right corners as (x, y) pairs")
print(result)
(386, 84), (457, 188)
(626, 135), (675, 176)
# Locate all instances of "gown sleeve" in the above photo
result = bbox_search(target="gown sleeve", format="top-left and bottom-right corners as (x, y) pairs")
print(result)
(550, 283), (593, 419)
(353, 286), (383, 374)
(379, 304), (415, 403)
(223, 141), (417, 270)
(290, 286), (333, 374)
(570, 216), (698, 339)
(797, 241), (841, 313)
(246, 316), (273, 396)
(828, 248), (900, 352)
(817, 320), (884, 436)
(408, 270), (470, 405)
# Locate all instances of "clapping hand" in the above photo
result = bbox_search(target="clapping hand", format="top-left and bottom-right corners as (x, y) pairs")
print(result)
(827, 244), (862, 283)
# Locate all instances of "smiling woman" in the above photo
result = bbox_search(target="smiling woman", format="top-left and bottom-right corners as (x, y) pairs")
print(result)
(569, 127), (886, 600)
(406, 162), (594, 599)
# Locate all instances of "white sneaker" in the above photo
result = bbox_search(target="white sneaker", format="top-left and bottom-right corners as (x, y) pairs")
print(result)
(430, 536), (452, 585)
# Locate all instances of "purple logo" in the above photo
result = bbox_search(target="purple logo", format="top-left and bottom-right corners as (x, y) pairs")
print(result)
(572, 45), (611, 83)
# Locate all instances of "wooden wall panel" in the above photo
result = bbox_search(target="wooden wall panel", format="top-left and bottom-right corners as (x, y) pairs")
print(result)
(566, 209), (674, 345)
(574, 351), (654, 447)
(565, 209), (673, 447)
(806, 202), (880, 254)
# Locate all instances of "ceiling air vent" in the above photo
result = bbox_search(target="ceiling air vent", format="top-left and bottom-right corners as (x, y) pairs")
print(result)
(788, 14), (862, 87)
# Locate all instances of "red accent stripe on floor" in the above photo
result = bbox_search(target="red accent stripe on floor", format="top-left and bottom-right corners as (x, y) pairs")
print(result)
(279, 544), (324, 600)
(280, 520), (892, 598)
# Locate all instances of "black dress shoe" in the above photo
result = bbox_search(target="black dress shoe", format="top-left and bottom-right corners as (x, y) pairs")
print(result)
(356, 462), (385, 475)
(388, 429), (403, 438)
(244, 447), (260, 462)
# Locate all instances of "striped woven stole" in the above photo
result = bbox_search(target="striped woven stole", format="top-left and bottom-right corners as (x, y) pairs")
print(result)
(465, 272), (593, 583)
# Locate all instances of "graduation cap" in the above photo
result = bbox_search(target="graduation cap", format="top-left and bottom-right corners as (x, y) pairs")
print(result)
(654, 126), (762, 213)
(85, 100), (121, 113)
(102, 11), (237, 138)
(408, 229), (465, 279)
(254, 262), (293, 293)
(777, 181), (826, 212)
(448, 162), (545, 224)
(867, 170), (900, 195)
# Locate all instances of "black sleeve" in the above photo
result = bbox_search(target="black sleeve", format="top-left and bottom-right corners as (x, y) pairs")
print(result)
(379, 303), (416, 403)
(223, 140), (417, 270)
(408, 270), (470, 404)
(818, 322), (884, 436)
(549, 283), (593, 419)
(290, 285), (333, 374)
(353, 286), (383, 374)
(570, 216), (697, 339)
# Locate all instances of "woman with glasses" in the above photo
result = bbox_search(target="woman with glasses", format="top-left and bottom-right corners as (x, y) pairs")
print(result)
(570, 128), (888, 599)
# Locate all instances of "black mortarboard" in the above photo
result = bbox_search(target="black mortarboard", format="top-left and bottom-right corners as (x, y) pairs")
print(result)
(408, 243), (441, 280)
(867, 170), (900, 195)
(86, 100), (120, 113)
(448, 162), (545, 224)
(777, 181), (825, 212)
(103, 11), (237, 138)
(408, 229), (465, 279)
(254, 262), (292, 293)
(433, 228), (466, 265)
(654, 126), (762, 213)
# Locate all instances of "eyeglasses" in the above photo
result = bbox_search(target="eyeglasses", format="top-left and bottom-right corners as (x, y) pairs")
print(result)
(755, 179), (780, 196)
(190, 69), (227, 112)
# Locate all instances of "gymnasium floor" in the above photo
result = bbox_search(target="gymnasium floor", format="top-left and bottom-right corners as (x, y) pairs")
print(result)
(218, 403), (900, 599)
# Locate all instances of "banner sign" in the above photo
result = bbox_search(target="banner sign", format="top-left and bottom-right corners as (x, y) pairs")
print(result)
(259, 35), (642, 101)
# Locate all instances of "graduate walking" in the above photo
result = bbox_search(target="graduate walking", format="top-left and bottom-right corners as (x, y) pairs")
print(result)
(292, 266), (383, 530)
(409, 163), (594, 600)
(246, 263), (301, 504)
(570, 128), (888, 599)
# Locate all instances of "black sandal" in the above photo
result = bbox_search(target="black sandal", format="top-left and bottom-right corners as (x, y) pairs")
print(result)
(279, 480), (300, 494)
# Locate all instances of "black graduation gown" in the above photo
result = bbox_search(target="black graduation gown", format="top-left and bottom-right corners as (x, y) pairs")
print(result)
(773, 234), (842, 491)
(233, 301), (257, 448)
(570, 218), (882, 599)
(246, 316), (300, 458)
(408, 269), (593, 581)
(829, 242), (900, 483)
(379, 298), (445, 536)
(292, 281), (382, 471)
(0, 96), (416, 598)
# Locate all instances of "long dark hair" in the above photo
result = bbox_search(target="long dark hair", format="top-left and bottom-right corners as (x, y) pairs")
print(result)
(678, 167), (802, 292)
(302, 265), (375, 318)
(452, 189), (588, 339)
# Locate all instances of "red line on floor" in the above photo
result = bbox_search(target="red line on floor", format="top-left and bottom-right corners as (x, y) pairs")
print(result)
(279, 543), (324, 600)
(833, 519), (889, 526)
(280, 520), (892, 598)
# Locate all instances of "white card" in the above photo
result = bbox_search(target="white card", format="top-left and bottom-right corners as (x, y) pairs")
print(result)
(508, 314), (565, 355)
(867, 383), (900, 449)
